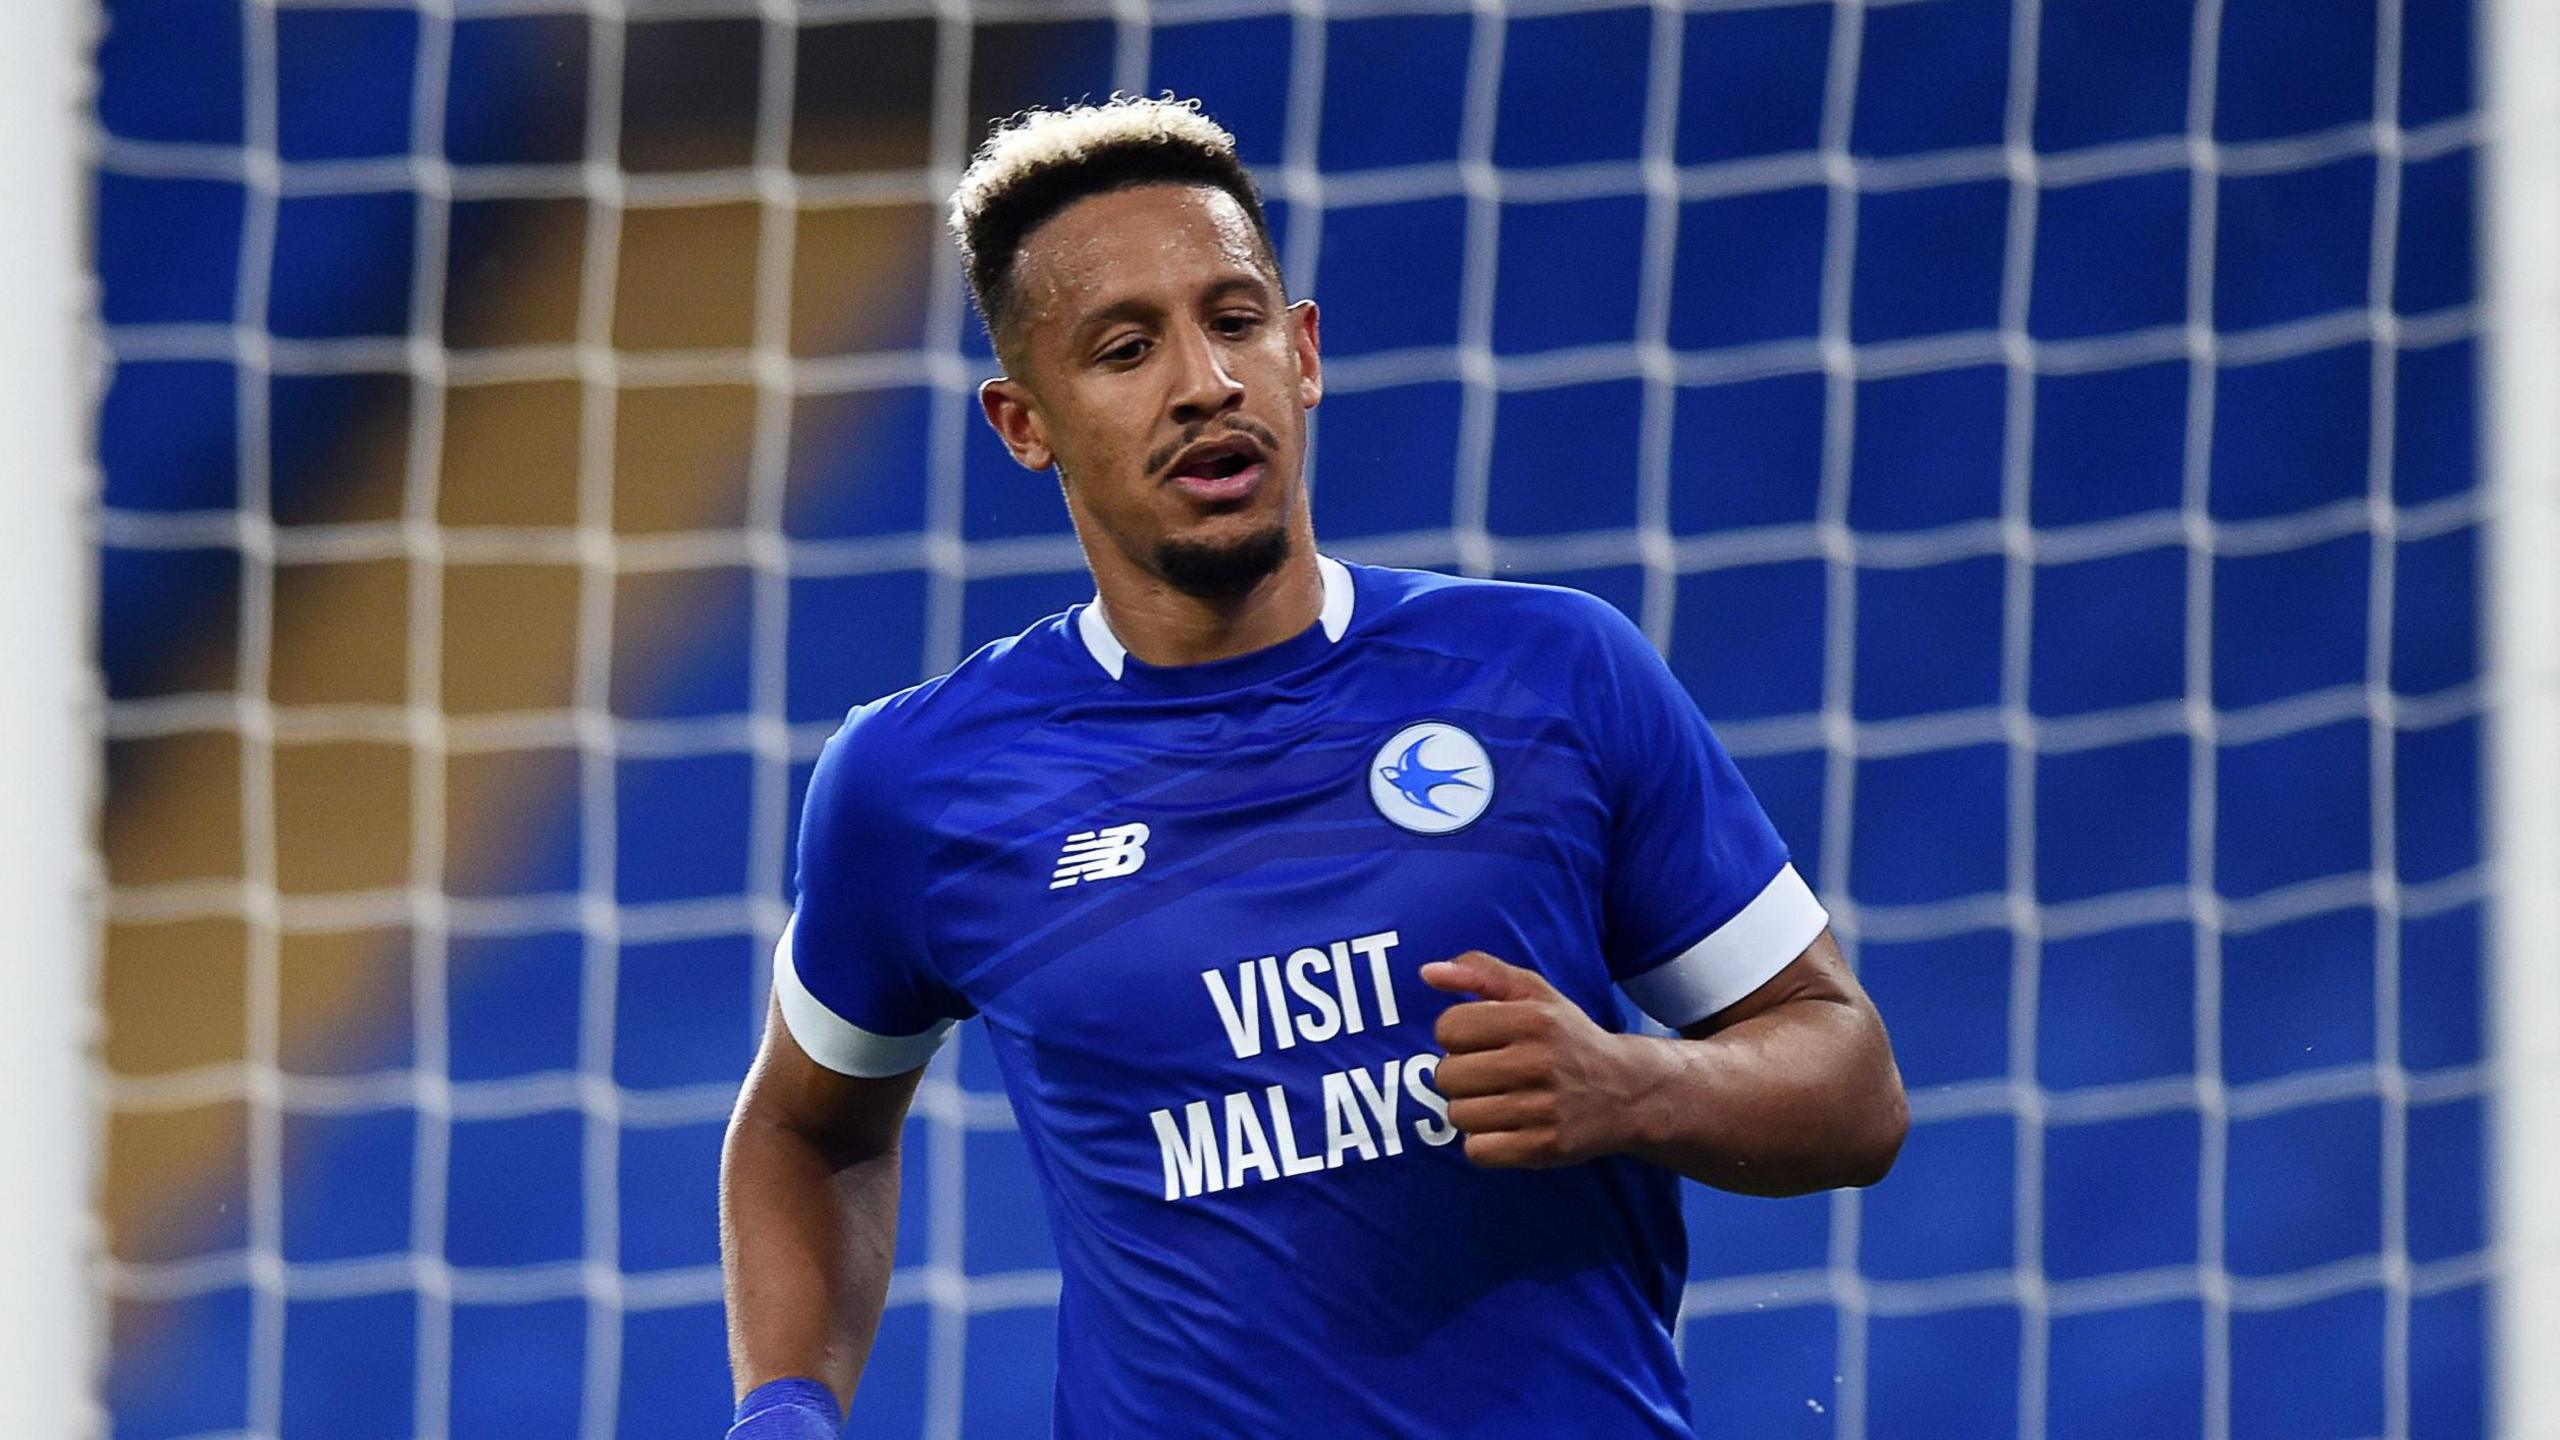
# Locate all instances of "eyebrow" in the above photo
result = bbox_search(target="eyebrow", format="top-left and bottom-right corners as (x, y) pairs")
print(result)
(1068, 272), (1276, 349)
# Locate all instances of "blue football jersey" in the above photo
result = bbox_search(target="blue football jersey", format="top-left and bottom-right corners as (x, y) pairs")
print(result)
(779, 556), (1829, 1439)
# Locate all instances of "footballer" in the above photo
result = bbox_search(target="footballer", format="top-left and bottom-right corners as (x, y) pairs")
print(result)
(720, 95), (1907, 1439)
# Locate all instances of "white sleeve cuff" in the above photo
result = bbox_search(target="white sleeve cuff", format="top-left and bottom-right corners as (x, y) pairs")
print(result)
(772, 918), (955, 1078)
(1618, 863), (1830, 1030)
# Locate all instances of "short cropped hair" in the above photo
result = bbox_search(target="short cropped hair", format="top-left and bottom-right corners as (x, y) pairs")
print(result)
(949, 95), (1279, 350)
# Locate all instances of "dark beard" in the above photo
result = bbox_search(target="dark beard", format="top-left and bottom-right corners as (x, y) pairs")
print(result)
(1155, 524), (1292, 601)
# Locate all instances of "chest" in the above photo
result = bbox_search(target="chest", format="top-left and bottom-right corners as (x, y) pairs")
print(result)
(919, 672), (1621, 1078)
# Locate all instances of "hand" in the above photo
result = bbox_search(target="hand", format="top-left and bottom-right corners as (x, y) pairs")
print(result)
(1419, 950), (1653, 1169)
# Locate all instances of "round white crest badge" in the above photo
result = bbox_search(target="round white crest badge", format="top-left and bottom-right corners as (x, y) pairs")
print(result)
(1369, 721), (1495, 834)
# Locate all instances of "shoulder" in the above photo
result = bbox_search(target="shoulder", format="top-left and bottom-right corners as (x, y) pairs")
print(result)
(1347, 561), (1652, 669)
(805, 608), (1102, 826)
(1344, 562), (1682, 762)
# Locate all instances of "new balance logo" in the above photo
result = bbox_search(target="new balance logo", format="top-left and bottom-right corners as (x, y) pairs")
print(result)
(1051, 822), (1151, 890)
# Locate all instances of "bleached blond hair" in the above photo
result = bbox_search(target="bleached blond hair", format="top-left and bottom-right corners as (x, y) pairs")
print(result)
(948, 95), (1278, 349)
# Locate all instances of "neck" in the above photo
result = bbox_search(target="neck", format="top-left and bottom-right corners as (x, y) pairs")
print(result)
(1088, 531), (1324, 668)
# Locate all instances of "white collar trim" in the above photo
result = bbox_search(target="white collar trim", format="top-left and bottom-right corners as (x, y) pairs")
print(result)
(1078, 554), (1355, 681)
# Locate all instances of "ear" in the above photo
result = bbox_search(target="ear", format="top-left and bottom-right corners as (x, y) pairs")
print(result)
(978, 377), (1054, 472)
(1288, 298), (1323, 410)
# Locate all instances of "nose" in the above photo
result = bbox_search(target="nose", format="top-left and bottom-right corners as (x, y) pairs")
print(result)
(1164, 320), (1244, 427)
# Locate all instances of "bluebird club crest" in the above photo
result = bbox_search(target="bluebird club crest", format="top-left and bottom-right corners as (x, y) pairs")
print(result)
(1369, 721), (1495, 834)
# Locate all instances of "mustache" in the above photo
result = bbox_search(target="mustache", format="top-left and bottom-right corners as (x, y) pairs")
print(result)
(1145, 417), (1283, 479)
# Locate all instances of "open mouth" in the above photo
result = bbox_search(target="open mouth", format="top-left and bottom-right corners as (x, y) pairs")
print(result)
(1166, 433), (1266, 481)
(1179, 450), (1256, 481)
(1164, 434), (1270, 502)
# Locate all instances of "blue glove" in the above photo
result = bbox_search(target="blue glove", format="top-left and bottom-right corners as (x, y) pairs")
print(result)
(727, 1377), (840, 1439)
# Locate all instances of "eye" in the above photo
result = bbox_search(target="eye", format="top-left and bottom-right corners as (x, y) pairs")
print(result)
(1212, 311), (1262, 337)
(1098, 336), (1150, 367)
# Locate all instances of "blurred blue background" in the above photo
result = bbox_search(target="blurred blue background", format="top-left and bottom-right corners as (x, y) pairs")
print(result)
(92, 2), (2489, 1437)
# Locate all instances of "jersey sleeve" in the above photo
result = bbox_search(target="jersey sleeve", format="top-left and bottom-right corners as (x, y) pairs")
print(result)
(775, 704), (972, 1076)
(1578, 597), (1829, 1029)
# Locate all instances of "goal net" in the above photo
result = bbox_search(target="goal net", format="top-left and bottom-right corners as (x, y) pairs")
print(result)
(89, 2), (2491, 1437)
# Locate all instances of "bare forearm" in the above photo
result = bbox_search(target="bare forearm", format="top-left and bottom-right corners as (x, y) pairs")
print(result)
(1619, 998), (1906, 1197)
(719, 1114), (902, 1407)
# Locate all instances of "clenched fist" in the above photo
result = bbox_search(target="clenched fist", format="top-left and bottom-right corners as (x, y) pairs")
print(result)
(1419, 950), (1658, 1170)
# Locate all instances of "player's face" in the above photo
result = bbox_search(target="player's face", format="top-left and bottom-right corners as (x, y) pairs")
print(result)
(980, 183), (1322, 598)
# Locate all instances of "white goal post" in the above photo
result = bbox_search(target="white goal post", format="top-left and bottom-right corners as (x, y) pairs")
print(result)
(2490, 0), (2560, 1436)
(0, 0), (99, 1436)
